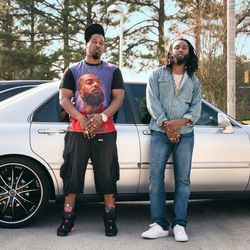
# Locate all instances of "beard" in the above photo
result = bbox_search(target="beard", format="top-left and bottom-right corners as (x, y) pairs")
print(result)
(173, 54), (189, 65)
(92, 50), (101, 60)
(83, 92), (104, 106)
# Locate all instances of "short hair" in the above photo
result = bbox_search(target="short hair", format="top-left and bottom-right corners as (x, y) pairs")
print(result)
(165, 38), (198, 78)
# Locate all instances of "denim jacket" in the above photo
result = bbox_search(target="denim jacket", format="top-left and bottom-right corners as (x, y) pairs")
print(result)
(146, 66), (202, 134)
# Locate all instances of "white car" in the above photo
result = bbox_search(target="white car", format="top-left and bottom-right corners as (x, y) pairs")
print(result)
(0, 81), (249, 228)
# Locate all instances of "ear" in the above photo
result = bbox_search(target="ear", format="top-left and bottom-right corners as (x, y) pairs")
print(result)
(83, 41), (87, 49)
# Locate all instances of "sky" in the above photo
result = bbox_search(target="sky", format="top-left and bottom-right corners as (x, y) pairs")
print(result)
(107, 0), (249, 82)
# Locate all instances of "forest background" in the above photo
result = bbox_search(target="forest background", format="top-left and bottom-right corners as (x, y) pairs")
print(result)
(0, 0), (249, 120)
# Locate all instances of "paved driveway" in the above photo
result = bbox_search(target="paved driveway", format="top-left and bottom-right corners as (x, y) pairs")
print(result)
(1, 199), (250, 250)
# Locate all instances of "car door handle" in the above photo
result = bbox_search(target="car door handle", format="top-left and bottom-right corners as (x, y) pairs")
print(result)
(143, 129), (151, 135)
(38, 129), (66, 135)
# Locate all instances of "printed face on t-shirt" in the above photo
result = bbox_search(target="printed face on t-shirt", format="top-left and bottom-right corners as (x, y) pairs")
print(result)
(78, 73), (104, 106)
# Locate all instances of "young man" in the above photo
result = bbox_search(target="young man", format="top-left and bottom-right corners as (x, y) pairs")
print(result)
(141, 38), (202, 242)
(57, 23), (124, 237)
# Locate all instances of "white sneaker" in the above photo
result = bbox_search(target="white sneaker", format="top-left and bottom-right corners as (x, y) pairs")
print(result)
(141, 222), (169, 239)
(173, 225), (188, 242)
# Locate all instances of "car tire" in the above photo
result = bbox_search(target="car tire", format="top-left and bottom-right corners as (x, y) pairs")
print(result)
(0, 157), (50, 228)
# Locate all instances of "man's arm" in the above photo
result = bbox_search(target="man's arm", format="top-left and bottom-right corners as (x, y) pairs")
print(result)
(59, 88), (87, 130)
(85, 88), (125, 130)
(103, 88), (125, 117)
(162, 77), (202, 143)
(146, 68), (167, 127)
(182, 78), (202, 125)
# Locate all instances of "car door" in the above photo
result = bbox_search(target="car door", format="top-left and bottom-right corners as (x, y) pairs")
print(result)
(29, 92), (141, 195)
(190, 102), (250, 192)
(127, 83), (176, 193)
(127, 83), (250, 194)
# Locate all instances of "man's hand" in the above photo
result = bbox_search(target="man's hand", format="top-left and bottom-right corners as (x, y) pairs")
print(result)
(77, 115), (92, 139)
(162, 119), (182, 133)
(163, 118), (190, 133)
(162, 118), (190, 143)
(84, 113), (103, 139)
(166, 130), (180, 143)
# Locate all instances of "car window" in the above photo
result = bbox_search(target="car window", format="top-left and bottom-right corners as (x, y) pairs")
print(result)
(114, 103), (126, 123)
(32, 94), (62, 122)
(128, 84), (151, 124)
(128, 83), (219, 126)
(32, 92), (127, 124)
(196, 103), (218, 126)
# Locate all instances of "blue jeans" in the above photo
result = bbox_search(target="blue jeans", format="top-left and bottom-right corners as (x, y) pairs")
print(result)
(149, 130), (194, 230)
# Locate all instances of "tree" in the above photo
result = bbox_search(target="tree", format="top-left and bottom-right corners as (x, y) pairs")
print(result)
(0, 0), (17, 79)
(35, 0), (119, 71)
(0, 0), (57, 79)
(118, 0), (167, 68)
(236, 1), (250, 35)
(171, 1), (226, 110)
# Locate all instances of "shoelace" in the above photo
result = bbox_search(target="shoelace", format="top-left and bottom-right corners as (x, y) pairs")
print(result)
(149, 222), (157, 227)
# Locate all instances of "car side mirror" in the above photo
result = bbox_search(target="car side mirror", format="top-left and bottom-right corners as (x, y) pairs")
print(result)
(217, 112), (234, 134)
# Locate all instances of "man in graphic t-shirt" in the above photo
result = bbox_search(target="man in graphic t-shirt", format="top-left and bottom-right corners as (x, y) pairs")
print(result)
(57, 23), (124, 237)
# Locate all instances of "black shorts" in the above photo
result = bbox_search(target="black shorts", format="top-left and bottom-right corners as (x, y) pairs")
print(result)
(60, 131), (119, 195)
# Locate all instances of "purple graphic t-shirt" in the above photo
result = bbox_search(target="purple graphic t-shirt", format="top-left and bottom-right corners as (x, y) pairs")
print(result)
(60, 60), (124, 134)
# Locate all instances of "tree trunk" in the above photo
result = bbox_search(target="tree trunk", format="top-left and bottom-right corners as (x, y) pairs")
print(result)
(222, 0), (227, 64)
(157, 0), (165, 64)
(63, 0), (70, 70)
(30, 0), (35, 78)
(194, 0), (201, 59)
(1, 0), (13, 79)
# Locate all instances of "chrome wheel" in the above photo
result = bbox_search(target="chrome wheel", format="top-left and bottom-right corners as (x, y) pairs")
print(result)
(0, 158), (49, 227)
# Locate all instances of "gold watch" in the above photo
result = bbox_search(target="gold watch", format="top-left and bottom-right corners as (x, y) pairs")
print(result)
(101, 113), (108, 122)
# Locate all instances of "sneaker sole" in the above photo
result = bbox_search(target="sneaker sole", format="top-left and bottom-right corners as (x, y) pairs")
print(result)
(57, 227), (75, 237)
(105, 232), (118, 237)
(141, 232), (169, 239)
(174, 237), (188, 242)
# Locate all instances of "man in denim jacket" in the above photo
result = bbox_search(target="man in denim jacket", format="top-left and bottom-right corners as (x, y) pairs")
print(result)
(141, 38), (202, 242)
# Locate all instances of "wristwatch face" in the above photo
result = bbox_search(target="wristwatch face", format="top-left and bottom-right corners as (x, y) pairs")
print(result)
(101, 113), (108, 122)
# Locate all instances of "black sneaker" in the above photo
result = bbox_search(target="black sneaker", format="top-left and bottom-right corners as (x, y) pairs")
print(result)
(103, 209), (118, 237)
(57, 212), (75, 236)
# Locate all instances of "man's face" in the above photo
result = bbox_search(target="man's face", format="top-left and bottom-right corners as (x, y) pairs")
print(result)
(86, 34), (105, 60)
(171, 40), (190, 65)
(79, 74), (104, 106)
